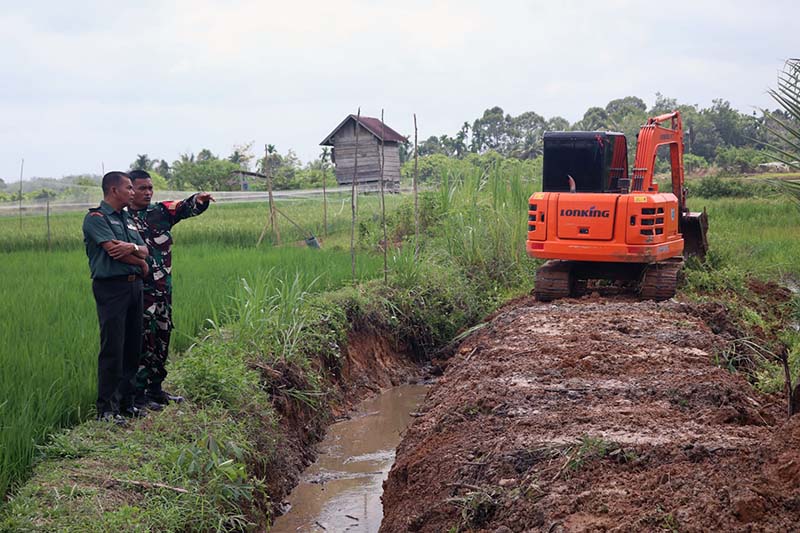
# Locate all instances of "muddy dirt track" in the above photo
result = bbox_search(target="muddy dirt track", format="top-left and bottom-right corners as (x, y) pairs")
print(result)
(380, 297), (800, 532)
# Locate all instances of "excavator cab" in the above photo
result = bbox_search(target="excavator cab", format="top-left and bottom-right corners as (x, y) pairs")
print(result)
(542, 132), (628, 194)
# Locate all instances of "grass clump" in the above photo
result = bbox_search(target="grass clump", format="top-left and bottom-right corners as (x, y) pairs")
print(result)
(0, 405), (271, 532)
(562, 436), (624, 473)
(171, 342), (262, 409)
(448, 487), (500, 530)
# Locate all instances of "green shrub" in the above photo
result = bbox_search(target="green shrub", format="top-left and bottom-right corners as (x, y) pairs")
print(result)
(715, 146), (770, 174)
(688, 175), (777, 198)
(683, 153), (710, 174)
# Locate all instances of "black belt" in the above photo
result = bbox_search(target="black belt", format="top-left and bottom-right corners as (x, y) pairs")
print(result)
(94, 274), (141, 282)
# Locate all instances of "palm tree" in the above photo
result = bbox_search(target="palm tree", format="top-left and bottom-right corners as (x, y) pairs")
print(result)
(763, 58), (800, 204)
(131, 154), (153, 171)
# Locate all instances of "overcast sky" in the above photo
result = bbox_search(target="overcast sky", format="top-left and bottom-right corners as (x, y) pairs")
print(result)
(1, 0), (796, 180)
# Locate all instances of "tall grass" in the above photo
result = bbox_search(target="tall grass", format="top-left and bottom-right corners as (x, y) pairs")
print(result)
(428, 165), (537, 292)
(689, 196), (800, 279)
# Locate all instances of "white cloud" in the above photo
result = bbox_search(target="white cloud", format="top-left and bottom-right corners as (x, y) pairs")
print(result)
(0, 0), (796, 178)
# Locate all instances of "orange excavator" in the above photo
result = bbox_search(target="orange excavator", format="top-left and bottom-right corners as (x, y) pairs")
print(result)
(527, 111), (708, 301)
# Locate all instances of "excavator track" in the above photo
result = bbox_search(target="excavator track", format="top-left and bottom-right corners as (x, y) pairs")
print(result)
(639, 259), (683, 301)
(534, 260), (573, 301)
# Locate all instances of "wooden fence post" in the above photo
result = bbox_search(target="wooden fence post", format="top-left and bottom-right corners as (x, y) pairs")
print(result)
(46, 198), (51, 251)
(380, 109), (388, 284)
(18, 158), (24, 230)
(381, 109), (389, 285)
(351, 108), (361, 283)
(322, 149), (329, 238)
(413, 114), (420, 259)
(257, 144), (280, 246)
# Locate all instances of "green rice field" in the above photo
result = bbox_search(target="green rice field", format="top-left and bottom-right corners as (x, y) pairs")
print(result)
(0, 195), (392, 498)
(693, 197), (800, 279)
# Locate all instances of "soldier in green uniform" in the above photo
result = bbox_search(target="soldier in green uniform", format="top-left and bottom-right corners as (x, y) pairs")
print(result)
(83, 171), (150, 424)
(128, 170), (214, 408)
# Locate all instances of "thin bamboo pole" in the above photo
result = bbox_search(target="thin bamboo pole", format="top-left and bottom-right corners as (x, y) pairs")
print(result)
(267, 147), (280, 244)
(46, 198), (51, 251)
(413, 114), (420, 259)
(257, 145), (280, 246)
(18, 158), (24, 230)
(380, 109), (388, 284)
(322, 150), (328, 238)
(351, 108), (360, 283)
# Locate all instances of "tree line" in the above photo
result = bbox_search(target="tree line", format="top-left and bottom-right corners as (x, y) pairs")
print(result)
(418, 94), (799, 175)
(128, 142), (335, 192)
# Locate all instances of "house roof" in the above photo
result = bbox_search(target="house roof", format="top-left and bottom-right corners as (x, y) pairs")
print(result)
(320, 114), (408, 146)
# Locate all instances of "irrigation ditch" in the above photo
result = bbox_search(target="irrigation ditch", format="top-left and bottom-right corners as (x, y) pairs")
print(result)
(249, 281), (800, 532)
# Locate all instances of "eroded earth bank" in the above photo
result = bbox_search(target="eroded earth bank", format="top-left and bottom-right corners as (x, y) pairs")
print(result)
(380, 297), (800, 532)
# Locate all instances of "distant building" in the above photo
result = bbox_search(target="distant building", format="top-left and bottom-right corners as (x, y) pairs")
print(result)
(320, 115), (407, 191)
(756, 161), (791, 173)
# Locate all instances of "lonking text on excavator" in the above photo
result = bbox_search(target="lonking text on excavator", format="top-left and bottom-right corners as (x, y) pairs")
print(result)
(527, 111), (708, 301)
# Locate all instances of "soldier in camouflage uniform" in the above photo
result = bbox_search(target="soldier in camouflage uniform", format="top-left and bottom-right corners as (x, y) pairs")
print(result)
(128, 170), (214, 407)
(83, 171), (150, 424)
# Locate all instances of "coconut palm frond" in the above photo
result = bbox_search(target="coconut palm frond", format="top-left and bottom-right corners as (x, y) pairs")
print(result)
(765, 59), (800, 208)
(763, 111), (800, 146)
(766, 178), (800, 209)
(758, 134), (800, 167)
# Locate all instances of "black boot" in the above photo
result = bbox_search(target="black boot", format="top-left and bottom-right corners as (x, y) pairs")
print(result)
(120, 404), (148, 418)
(147, 388), (184, 405)
(97, 411), (128, 426)
(135, 391), (164, 411)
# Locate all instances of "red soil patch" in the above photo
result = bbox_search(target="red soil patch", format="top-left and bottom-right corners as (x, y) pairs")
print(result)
(380, 299), (797, 532)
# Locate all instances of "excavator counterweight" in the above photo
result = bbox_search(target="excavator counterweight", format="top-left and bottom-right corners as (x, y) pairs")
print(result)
(528, 111), (709, 301)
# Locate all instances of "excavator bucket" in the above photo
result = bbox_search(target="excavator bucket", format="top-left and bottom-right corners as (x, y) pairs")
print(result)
(680, 209), (709, 259)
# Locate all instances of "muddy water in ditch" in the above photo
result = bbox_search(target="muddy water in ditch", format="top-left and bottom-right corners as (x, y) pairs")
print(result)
(270, 384), (429, 533)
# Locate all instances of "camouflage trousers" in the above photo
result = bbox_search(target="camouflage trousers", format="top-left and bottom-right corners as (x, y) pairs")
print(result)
(135, 290), (173, 395)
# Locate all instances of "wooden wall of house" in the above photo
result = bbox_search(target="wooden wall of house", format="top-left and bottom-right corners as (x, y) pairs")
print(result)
(333, 121), (401, 190)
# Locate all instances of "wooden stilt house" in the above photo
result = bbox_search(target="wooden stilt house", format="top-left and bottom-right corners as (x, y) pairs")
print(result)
(320, 115), (407, 192)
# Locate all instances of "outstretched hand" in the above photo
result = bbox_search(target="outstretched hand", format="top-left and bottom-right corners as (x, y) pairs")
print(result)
(197, 192), (215, 205)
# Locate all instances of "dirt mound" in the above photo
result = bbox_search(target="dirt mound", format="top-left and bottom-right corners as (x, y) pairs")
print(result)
(380, 299), (796, 532)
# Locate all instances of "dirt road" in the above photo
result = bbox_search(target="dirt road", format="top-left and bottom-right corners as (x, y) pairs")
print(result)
(380, 297), (800, 532)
